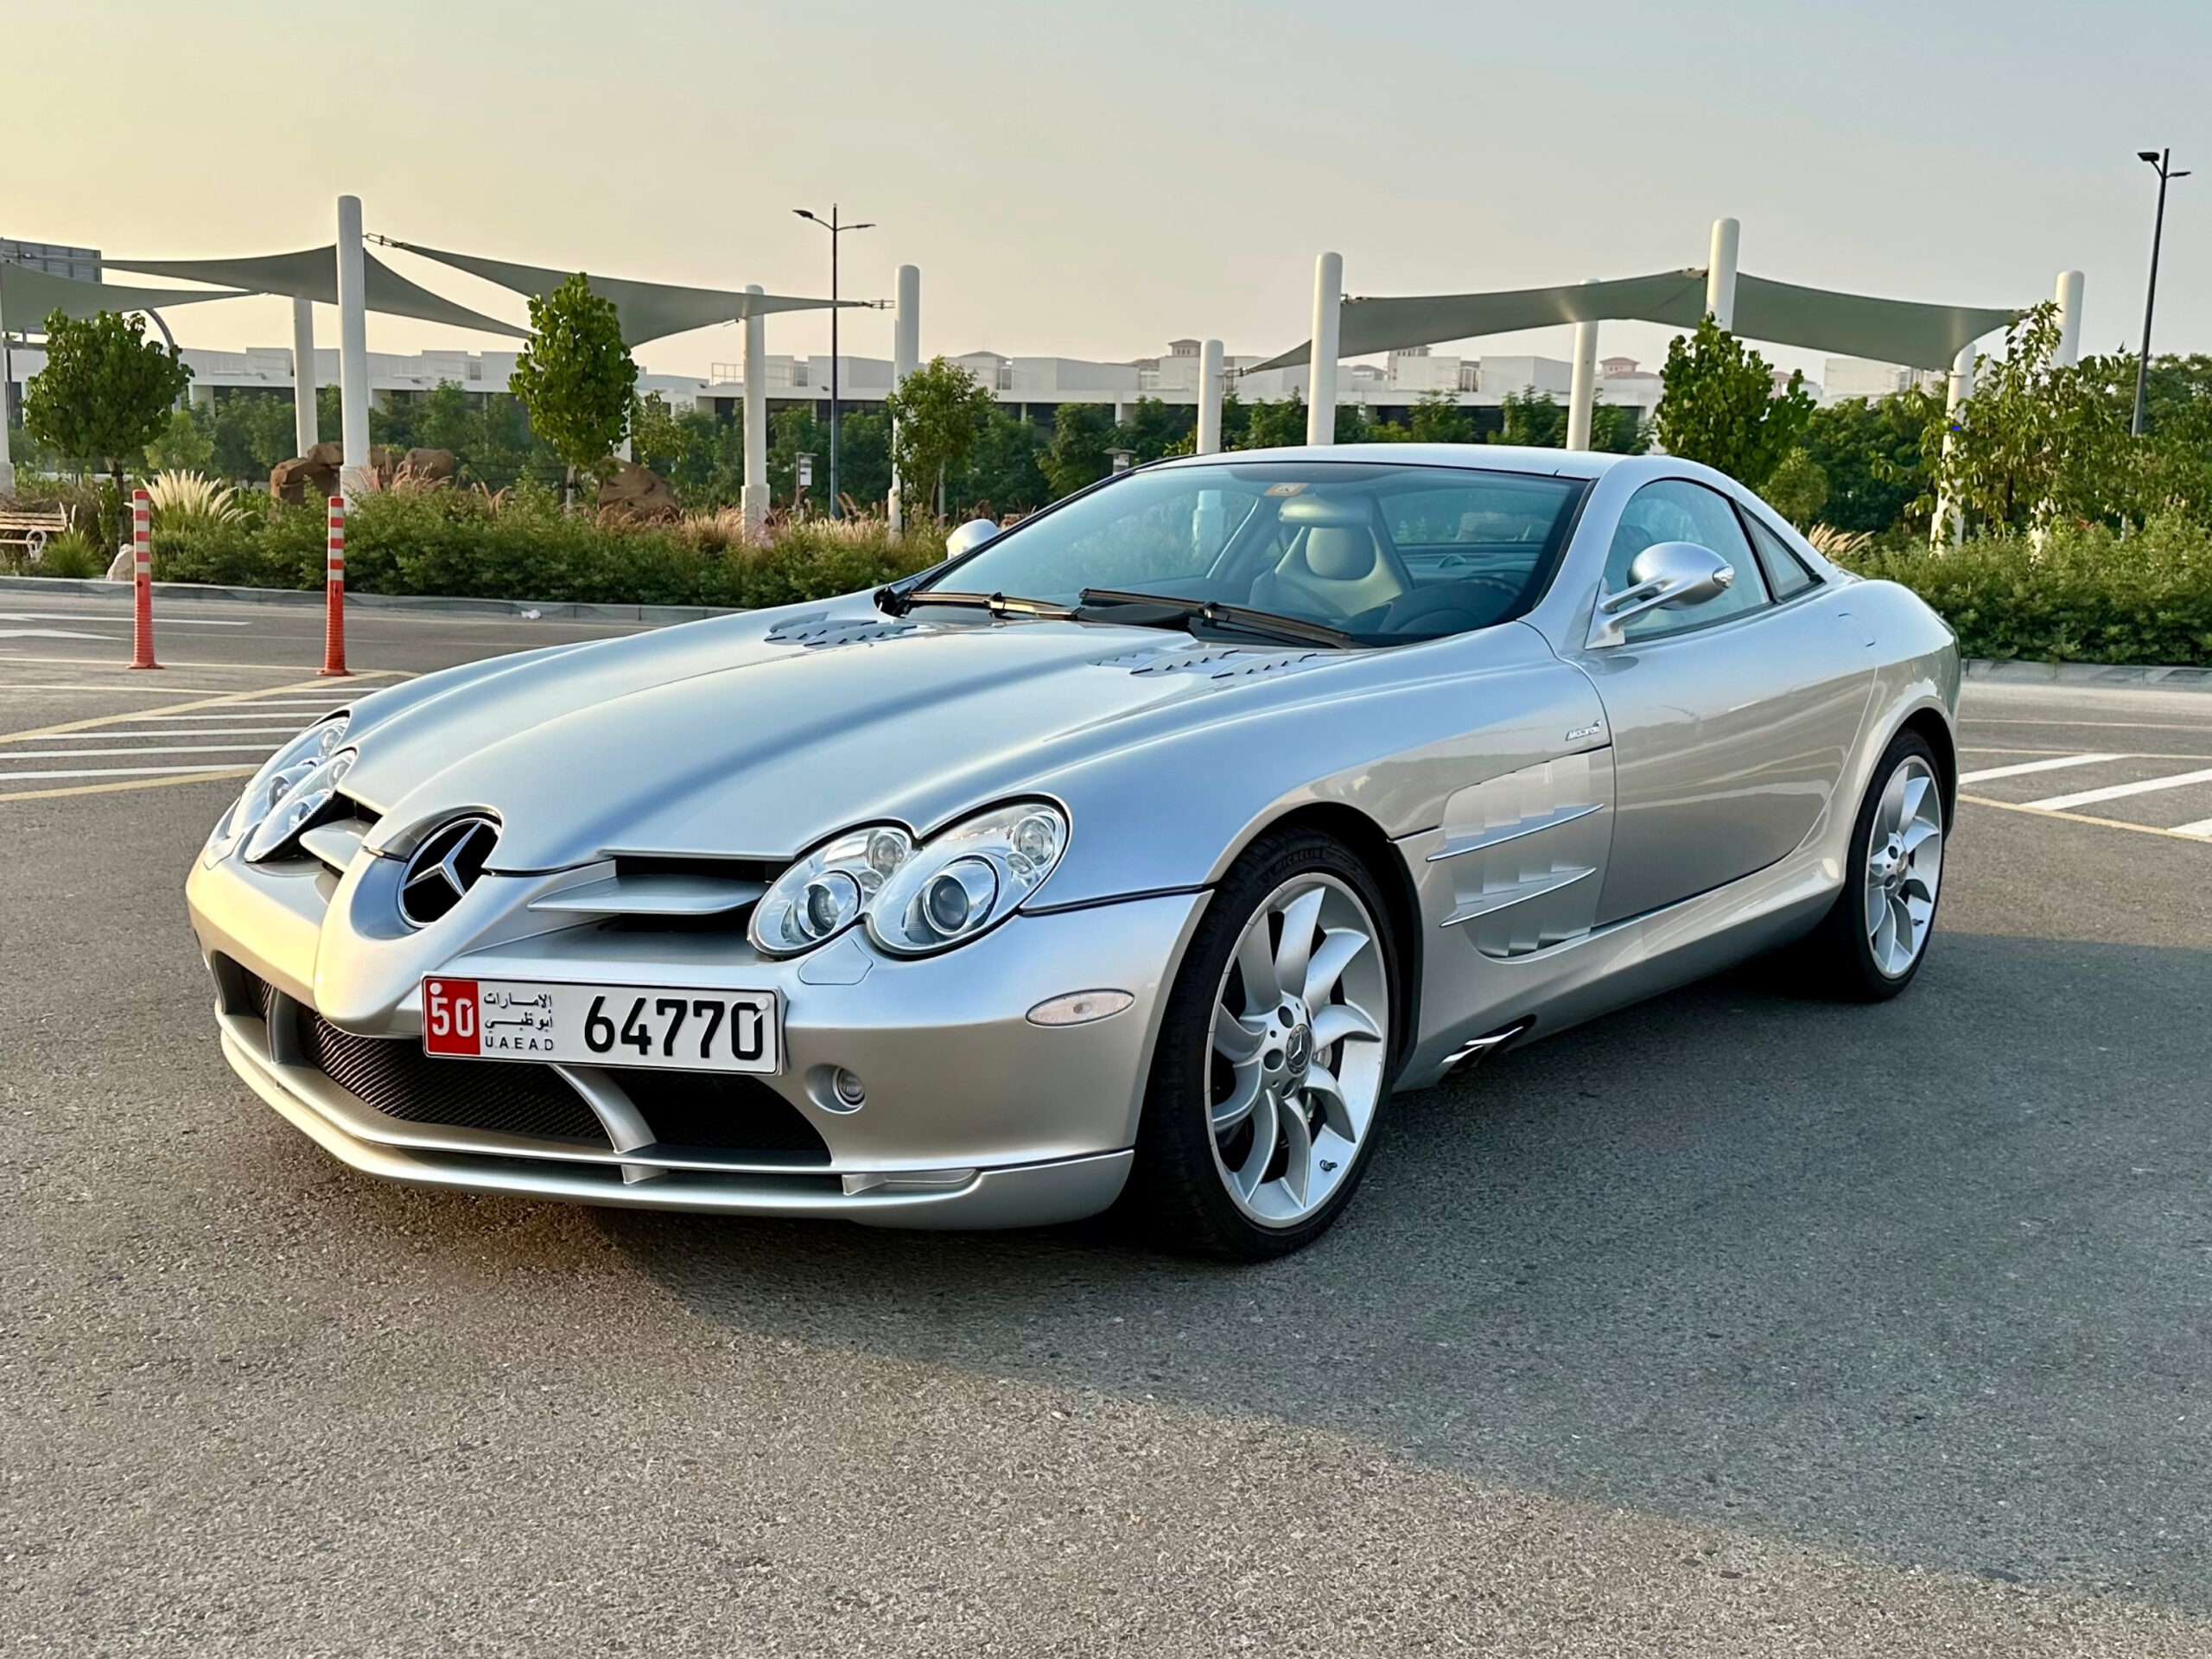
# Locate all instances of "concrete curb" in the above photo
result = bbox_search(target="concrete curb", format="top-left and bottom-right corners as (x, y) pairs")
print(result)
(1961, 658), (2212, 691)
(0, 574), (741, 626)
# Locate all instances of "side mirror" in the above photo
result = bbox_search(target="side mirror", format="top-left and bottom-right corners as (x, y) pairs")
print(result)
(1586, 541), (1734, 648)
(944, 518), (1001, 559)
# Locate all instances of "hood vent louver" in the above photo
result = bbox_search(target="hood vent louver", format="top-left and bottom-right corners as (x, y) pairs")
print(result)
(764, 612), (922, 650)
(1095, 642), (1327, 680)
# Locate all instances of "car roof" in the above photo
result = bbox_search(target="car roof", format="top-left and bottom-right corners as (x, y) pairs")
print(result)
(1153, 442), (1630, 481)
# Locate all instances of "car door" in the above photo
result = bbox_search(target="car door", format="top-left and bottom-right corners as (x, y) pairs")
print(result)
(1572, 478), (1874, 925)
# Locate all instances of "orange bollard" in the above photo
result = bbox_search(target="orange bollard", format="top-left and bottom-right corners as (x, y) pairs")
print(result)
(129, 487), (159, 671)
(321, 495), (351, 677)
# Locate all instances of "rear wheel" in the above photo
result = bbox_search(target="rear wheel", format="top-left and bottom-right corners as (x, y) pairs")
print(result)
(1121, 828), (1397, 1260)
(1805, 730), (1947, 1000)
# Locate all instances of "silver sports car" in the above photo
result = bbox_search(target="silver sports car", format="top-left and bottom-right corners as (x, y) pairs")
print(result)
(187, 444), (1959, 1258)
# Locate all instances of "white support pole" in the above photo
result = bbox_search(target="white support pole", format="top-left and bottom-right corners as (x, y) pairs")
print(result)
(1933, 341), (1975, 550)
(741, 284), (768, 535)
(1706, 217), (1739, 330)
(0, 275), (14, 496)
(887, 264), (920, 529)
(1306, 251), (1343, 446)
(334, 195), (372, 500)
(2053, 270), (2085, 367)
(1196, 338), (1225, 454)
(289, 296), (319, 458)
(1565, 281), (1599, 451)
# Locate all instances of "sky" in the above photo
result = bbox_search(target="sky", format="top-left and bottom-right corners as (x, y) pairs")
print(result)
(9, 0), (2209, 388)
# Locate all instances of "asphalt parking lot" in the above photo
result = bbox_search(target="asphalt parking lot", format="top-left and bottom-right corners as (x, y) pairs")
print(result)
(3, 594), (2210, 1655)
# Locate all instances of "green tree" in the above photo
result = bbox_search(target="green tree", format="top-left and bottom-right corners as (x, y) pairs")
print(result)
(1799, 392), (1937, 534)
(883, 357), (995, 518)
(1042, 403), (1118, 497)
(1242, 394), (1306, 449)
(508, 272), (638, 504)
(951, 410), (1050, 516)
(1763, 447), (1830, 528)
(144, 404), (215, 473)
(1492, 389), (1568, 448)
(22, 308), (193, 516)
(767, 406), (823, 508)
(1655, 315), (1815, 488)
(1589, 404), (1649, 455)
(1920, 302), (2143, 536)
(1405, 390), (1477, 444)
(1115, 396), (1193, 463)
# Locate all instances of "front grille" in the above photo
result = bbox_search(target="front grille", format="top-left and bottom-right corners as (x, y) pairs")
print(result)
(297, 1013), (608, 1143)
(615, 1070), (830, 1163)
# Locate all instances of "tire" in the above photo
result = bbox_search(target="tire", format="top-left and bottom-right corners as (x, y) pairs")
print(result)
(1119, 826), (1401, 1260)
(1804, 729), (1948, 1001)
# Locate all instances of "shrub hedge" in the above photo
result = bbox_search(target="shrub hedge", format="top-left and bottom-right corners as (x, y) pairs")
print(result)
(1841, 515), (2212, 666)
(145, 486), (945, 610)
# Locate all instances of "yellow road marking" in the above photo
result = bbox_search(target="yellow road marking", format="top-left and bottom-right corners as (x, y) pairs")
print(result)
(0, 673), (397, 746)
(1959, 793), (2212, 844)
(0, 767), (257, 804)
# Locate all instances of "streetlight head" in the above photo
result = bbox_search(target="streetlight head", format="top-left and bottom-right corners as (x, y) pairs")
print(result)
(2175, 170), (2195, 180)
(2139, 150), (2161, 162)
(850, 222), (877, 232)
(793, 208), (817, 221)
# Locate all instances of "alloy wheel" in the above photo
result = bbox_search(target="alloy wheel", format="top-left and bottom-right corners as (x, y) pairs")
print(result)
(1865, 753), (1944, 978)
(1205, 874), (1390, 1227)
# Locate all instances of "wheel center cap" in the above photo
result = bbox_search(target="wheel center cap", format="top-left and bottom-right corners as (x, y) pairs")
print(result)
(1284, 1024), (1311, 1076)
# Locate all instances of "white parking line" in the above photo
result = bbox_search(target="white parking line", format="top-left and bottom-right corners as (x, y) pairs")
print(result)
(0, 745), (279, 760)
(2026, 766), (2212, 811)
(0, 763), (265, 781)
(1958, 753), (2127, 784)
(133, 712), (331, 722)
(0, 609), (250, 627)
(10, 727), (303, 741)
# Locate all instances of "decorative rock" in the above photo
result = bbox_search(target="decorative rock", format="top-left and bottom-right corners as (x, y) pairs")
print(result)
(597, 460), (680, 519)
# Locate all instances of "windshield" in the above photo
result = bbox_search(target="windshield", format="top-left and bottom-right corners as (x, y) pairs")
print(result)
(931, 461), (1587, 644)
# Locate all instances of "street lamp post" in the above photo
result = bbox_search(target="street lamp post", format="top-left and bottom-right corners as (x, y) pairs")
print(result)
(2132, 149), (2191, 437)
(794, 205), (874, 518)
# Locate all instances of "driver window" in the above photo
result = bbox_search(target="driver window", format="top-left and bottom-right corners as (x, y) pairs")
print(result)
(1604, 480), (1770, 639)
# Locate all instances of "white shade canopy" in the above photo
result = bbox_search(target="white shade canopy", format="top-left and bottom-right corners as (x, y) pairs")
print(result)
(107, 246), (531, 339)
(0, 259), (248, 326)
(386, 241), (858, 347)
(1252, 267), (2021, 374)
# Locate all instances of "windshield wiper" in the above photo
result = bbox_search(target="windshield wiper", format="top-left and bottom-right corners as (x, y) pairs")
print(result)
(880, 588), (1079, 620)
(1077, 588), (1359, 649)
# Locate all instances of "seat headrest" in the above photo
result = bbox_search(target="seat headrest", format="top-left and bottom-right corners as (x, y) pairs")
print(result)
(1305, 526), (1377, 582)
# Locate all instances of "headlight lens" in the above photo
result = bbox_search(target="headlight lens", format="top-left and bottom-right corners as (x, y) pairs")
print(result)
(242, 747), (356, 862)
(748, 823), (915, 956)
(868, 802), (1066, 956)
(202, 714), (351, 866)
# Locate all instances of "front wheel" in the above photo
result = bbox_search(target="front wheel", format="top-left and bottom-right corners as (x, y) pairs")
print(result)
(1804, 730), (1947, 1000)
(1121, 829), (1398, 1260)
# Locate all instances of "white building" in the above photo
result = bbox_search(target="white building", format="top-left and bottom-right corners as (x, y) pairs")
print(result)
(1821, 357), (1941, 404)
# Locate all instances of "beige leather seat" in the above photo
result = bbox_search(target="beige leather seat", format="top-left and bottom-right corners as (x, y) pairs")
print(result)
(1252, 523), (1408, 622)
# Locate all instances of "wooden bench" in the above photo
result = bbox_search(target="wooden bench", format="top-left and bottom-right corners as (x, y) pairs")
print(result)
(0, 505), (73, 563)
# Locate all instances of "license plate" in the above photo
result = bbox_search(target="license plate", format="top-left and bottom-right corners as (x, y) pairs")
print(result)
(422, 976), (780, 1074)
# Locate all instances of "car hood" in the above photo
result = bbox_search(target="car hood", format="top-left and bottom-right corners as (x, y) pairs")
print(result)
(346, 601), (1375, 872)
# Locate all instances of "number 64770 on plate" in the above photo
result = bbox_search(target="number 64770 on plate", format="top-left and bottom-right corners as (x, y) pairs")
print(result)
(422, 976), (781, 1074)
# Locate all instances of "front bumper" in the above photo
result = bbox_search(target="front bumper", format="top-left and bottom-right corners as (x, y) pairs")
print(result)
(188, 843), (1207, 1228)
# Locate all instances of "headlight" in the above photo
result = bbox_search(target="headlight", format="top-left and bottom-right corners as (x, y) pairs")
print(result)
(201, 714), (351, 867)
(868, 802), (1067, 957)
(242, 747), (355, 862)
(748, 823), (915, 957)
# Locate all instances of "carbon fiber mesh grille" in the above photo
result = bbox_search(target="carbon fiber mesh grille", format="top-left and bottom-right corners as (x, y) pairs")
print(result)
(297, 1012), (609, 1144)
(223, 962), (831, 1164)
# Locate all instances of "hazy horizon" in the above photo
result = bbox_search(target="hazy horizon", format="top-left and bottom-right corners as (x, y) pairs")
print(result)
(10, 0), (2207, 389)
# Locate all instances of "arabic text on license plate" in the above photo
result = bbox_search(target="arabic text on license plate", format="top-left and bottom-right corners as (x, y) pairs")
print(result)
(421, 977), (780, 1074)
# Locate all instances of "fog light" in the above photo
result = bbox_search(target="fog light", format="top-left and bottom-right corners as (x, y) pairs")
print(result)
(830, 1067), (867, 1111)
(1026, 988), (1135, 1027)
